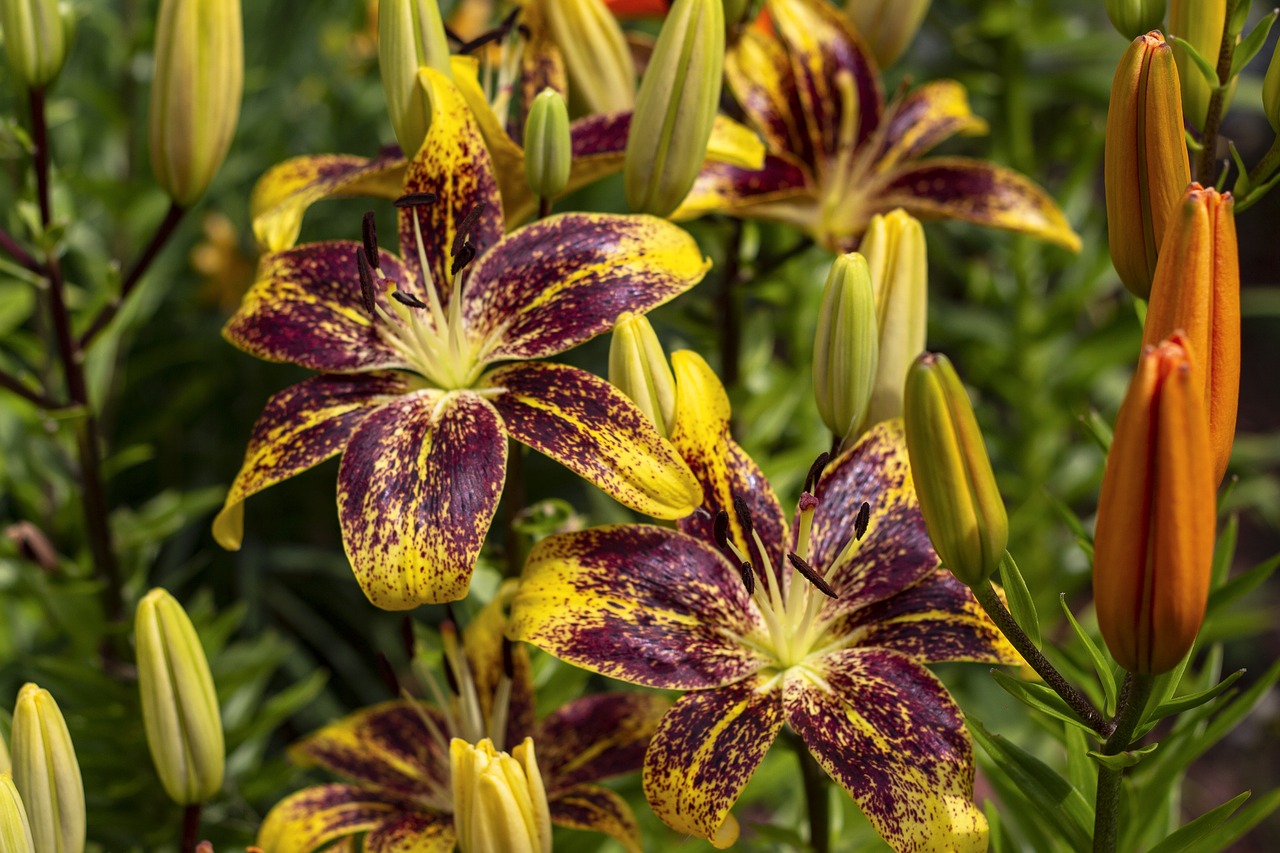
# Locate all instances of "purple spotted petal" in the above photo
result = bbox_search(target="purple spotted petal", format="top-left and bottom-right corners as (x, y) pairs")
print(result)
(364, 812), (455, 853)
(726, 29), (816, 166)
(675, 154), (814, 222)
(535, 692), (669, 792)
(256, 784), (417, 853)
(549, 785), (644, 853)
(871, 81), (989, 173)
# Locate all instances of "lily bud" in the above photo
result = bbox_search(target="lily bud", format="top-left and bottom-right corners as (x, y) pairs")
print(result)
(813, 253), (879, 445)
(1105, 31), (1191, 299)
(1265, 38), (1280, 132)
(378, 0), (452, 159)
(843, 0), (930, 68)
(623, 0), (726, 216)
(0, 724), (8, 774)
(523, 88), (572, 201)
(860, 210), (927, 426)
(1141, 184), (1238, 486)
(0, 0), (67, 88)
(610, 313), (677, 438)
(10, 684), (84, 853)
(539, 0), (635, 115)
(1105, 0), (1166, 40)
(450, 737), (552, 853)
(0, 774), (35, 853)
(1093, 335), (1215, 675)
(1169, 0), (1226, 130)
(903, 352), (1008, 587)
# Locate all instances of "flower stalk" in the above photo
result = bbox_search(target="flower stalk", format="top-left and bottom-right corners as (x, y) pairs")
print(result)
(785, 729), (831, 853)
(1194, 0), (1239, 186)
(1092, 673), (1155, 853)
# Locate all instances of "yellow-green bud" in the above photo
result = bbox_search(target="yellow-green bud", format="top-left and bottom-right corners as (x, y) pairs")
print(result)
(1169, 0), (1226, 130)
(136, 588), (225, 806)
(523, 88), (572, 201)
(0, 0), (67, 88)
(0, 774), (35, 853)
(451, 737), (551, 853)
(1105, 0), (1166, 40)
(813, 253), (879, 446)
(149, 0), (244, 206)
(903, 352), (1008, 587)
(378, 0), (452, 159)
(1265, 38), (1280, 133)
(861, 210), (927, 426)
(0, 724), (8, 775)
(609, 313), (677, 438)
(844, 0), (930, 68)
(540, 0), (634, 115)
(10, 684), (83, 853)
(624, 0), (725, 216)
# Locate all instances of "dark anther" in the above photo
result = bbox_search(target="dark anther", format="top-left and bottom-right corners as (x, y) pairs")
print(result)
(356, 249), (377, 316)
(501, 637), (516, 680)
(713, 510), (730, 550)
(787, 553), (838, 599)
(454, 202), (488, 256)
(393, 290), (428, 308)
(376, 652), (401, 697)
(459, 7), (521, 54)
(401, 616), (416, 661)
(441, 653), (461, 696)
(732, 495), (754, 537)
(739, 561), (756, 596)
(444, 24), (464, 45)
(451, 242), (477, 276)
(804, 452), (831, 495)
(394, 191), (439, 208)
(854, 501), (871, 541)
(362, 211), (380, 268)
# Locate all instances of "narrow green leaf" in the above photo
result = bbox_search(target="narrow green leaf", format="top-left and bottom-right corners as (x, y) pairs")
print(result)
(1230, 10), (1276, 76)
(997, 550), (1040, 646)
(1210, 514), (1239, 590)
(1064, 722), (1097, 804)
(1147, 791), (1251, 853)
(1087, 743), (1157, 770)
(1059, 593), (1118, 714)
(1228, 0), (1255, 39)
(1076, 409), (1112, 453)
(1168, 35), (1221, 85)
(990, 669), (1097, 732)
(1196, 787), (1280, 851)
(1207, 552), (1280, 616)
(1148, 669), (1245, 721)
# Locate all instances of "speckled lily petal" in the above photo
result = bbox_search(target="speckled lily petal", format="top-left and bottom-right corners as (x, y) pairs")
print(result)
(519, 2), (567, 123)
(223, 244), (409, 372)
(784, 649), (987, 853)
(535, 692), (669, 791)
(257, 784), (412, 853)
(364, 812), (455, 853)
(485, 362), (701, 519)
(465, 214), (708, 362)
(674, 153), (813, 221)
(876, 157), (1082, 251)
(251, 147), (406, 252)
(337, 390), (507, 609)
(550, 784), (643, 853)
(726, 28), (813, 165)
(451, 56), (534, 226)
(509, 524), (769, 690)
(643, 675), (784, 842)
(462, 583), (536, 749)
(872, 82), (989, 174)
(212, 373), (405, 550)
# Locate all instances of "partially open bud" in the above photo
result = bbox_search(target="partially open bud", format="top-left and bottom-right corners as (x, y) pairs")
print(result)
(843, 0), (930, 68)
(813, 254), (879, 446)
(904, 353), (1008, 587)
(1105, 31), (1191, 299)
(1105, 0), (1166, 40)
(1169, 0), (1226, 130)
(623, 0), (726, 216)
(1141, 184), (1238, 486)
(860, 210), (927, 426)
(1265, 38), (1280, 133)
(0, 774), (35, 853)
(1093, 335), (1215, 675)
(378, 0), (452, 159)
(450, 737), (551, 853)
(10, 684), (84, 853)
(0, 0), (68, 88)
(523, 88), (572, 201)
(136, 588), (225, 805)
(539, 0), (635, 115)
(610, 313), (677, 438)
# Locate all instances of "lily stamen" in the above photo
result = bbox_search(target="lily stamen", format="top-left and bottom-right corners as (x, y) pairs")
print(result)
(362, 210), (380, 268)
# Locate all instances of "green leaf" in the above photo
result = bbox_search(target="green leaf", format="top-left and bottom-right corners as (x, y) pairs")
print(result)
(1228, 0), (1255, 39)
(1168, 35), (1221, 86)
(1230, 143), (1252, 197)
(1059, 593), (1118, 714)
(1064, 722), (1097, 804)
(1230, 10), (1276, 76)
(1076, 409), (1112, 453)
(990, 669), (1097, 732)
(1087, 743), (1157, 770)
(997, 550), (1040, 646)
(1148, 669), (1244, 721)
(1195, 787), (1280, 851)
(1207, 552), (1280, 616)
(1210, 514), (1239, 590)
(1147, 791), (1250, 853)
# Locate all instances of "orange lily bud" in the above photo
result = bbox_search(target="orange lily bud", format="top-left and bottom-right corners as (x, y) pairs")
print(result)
(1141, 184), (1238, 485)
(1104, 31), (1191, 299)
(1093, 335), (1215, 676)
(1169, 0), (1226, 130)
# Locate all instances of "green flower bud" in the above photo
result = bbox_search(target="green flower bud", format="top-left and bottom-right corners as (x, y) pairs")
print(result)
(1265, 38), (1280, 133)
(861, 210), (927, 426)
(10, 684), (84, 853)
(0, 0), (68, 88)
(0, 774), (35, 853)
(903, 352), (1008, 587)
(149, 0), (244, 206)
(609, 312), (677, 438)
(0, 723), (9, 775)
(136, 588), (224, 806)
(844, 0), (930, 68)
(624, 0), (725, 216)
(1169, 0), (1227, 130)
(378, 0), (452, 159)
(813, 253), (879, 446)
(523, 88), (572, 201)
(540, 0), (634, 115)
(1105, 0), (1166, 40)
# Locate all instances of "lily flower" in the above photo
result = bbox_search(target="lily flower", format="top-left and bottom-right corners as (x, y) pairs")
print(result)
(258, 589), (669, 853)
(509, 350), (1019, 851)
(214, 68), (705, 610)
(673, 0), (1082, 252)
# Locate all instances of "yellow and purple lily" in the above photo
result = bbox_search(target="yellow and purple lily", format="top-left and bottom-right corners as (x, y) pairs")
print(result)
(674, 0), (1082, 252)
(259, 591), (669, 853)
(509, 351), (1019, 851)
(214, 69), (706, 610)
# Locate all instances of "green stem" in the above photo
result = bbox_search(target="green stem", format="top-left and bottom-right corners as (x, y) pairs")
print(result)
(784, 729), (830, 853)
(0, 224), (42, 273)
(503, 439), (527, 578)
(718, 219), (744, 390)
(1092, 673), (1154, 853)
(1194, 0), (1240, 186)
(537, 196), (551, 219)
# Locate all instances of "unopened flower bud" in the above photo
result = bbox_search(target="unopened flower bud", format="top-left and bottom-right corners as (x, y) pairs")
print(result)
(451, 737), (551, 853)
(813, 254), (878, 445)
(0, 774), (35, 853)
(624, 0), (726, 216)
(844, 0), (930, 68)
(610, 313), (677, 438)
(378, 0), (452, 159)
(539, 0), (635, 115)
(149, 0), (243, 206)
(0, 0), (68, 88)
(1170, 0), (1226, 130)
(1264, 39), (1280, 132)
(1105, 0), (1166, 40)
(10, 684), (84, 853)
(1094, 335), (1215, 675)
(0, 727), (9, 775)
(523, 88), (572, 201)
(1105, 31), (1191, 299)
(904, 352), (1008, 587)
(860, 210), (927, 426)
(136, 588), (225, 805)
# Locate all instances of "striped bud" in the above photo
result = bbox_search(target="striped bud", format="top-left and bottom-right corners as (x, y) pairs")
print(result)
(0, 774), (35, 853)
(1265, 38), (1280, 133)
(378, 0), (452, 159)
(844, 0), (930, 68)
(610, 313), (677, 438)
(0, 724), (8, 775)
(451, 738), (551, 853)
(10, 684), (84, 853)
(1105, 31), (1191, 299)
(813, 253), (879, 445)
(904, 353), (1008, 587)
(136, 588), (225, 805)
(523, 88), (572, 201)
(1105, 0), (1166, 40)
(1141, 184), (1238, 486)
(623, 0), (725, 216)
(1093, 335), (1215, 675)
(540, 0), (635, 115)
(1169, 0), (1226, 130)
(861, 210), (928, 426)
(0, 0), (67, 88)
